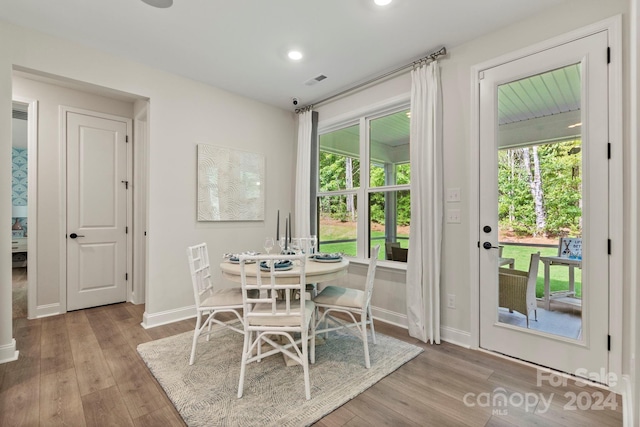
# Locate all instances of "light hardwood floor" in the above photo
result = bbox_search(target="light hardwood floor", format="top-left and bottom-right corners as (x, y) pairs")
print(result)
(0, 302), (623, 426)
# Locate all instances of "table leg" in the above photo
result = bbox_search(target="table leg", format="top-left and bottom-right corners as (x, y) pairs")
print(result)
(569, 266), (575, 295)
(544, 262), (551, 311)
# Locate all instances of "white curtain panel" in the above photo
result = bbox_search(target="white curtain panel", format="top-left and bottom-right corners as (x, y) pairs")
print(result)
(294, 109), (313, 238)
(406, 61), (443, 344)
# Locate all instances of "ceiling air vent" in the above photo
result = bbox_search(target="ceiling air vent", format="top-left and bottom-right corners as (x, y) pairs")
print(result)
(304, 74), (328, 86)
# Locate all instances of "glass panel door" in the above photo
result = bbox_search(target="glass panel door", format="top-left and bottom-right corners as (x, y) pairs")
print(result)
(478, 31), (610, 380)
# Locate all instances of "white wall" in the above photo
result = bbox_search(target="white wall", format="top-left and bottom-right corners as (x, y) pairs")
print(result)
(0, 20), (297, 339)
(317, 0), (630, 350)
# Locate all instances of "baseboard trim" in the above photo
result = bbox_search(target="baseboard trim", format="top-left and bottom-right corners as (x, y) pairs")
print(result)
(0, 339), (19, 364)
(141, 305), (196, 329)
(140, 303), (473, 350)
(129, 292), (145, 305)
(371, 306), (407, 328)
(33, 303), (62, 319)
(371, 307), (472, 347)
(440, 326), (472, 348)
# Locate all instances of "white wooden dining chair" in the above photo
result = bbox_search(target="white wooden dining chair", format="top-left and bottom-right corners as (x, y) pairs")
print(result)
(313, 245), (380, 368)
(237, 253), (316, 400)
(187, 243), (245, 365)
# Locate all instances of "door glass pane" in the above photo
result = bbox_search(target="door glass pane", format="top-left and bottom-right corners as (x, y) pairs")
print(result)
(496, 64), (583, 339)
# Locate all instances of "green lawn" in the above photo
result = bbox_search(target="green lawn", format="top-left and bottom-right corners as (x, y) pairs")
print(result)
(501, 245), (582, 298)
(318, 230), (408, 259)
(318, 224), (581, 299)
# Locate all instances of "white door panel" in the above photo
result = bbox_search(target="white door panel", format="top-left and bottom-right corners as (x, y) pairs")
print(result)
(67, 112), (128, 311)
(479, 32), (609, 379)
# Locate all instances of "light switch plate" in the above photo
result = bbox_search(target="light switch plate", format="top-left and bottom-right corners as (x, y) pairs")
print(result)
(446, 187), (461, 202)
(446, 209), (461, 223)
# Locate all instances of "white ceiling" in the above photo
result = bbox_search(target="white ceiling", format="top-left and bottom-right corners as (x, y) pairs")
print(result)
(0, 0), (567, 111)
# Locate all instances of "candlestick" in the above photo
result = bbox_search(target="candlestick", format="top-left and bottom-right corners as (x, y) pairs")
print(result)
(289, 212), (292, 242)
(285, 218), (288, 251)
(276, 210), (280, 241)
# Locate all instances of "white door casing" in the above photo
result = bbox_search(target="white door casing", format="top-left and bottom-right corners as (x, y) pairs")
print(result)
(478, 31), (610, 379)
(66, 110), (129, 311)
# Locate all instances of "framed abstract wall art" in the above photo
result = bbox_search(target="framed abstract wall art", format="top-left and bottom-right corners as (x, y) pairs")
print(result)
(197, 144), (265, 221)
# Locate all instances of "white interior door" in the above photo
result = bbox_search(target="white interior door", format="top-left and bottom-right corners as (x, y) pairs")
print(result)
(479, 31), (610, 380)
(66, 111), (129, 311)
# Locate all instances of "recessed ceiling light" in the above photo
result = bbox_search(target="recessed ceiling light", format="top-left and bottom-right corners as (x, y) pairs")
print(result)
(140, 0), (173, 8)
(288, 50), (303, 61)
(374, 0), (393, 5)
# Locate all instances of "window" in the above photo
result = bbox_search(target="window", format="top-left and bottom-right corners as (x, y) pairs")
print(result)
(317, 104), (410, 261)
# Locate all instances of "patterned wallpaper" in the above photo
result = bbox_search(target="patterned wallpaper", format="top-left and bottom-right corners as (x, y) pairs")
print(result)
(12, 147), (28, 235)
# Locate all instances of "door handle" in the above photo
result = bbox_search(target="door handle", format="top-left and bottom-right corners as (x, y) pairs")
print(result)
(482, 242), (499, 250)
(69, 233), (85, 239)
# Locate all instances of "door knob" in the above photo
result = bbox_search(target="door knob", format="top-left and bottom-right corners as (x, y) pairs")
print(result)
(482, 241), (499, 250)
(69, 233), (85, 239)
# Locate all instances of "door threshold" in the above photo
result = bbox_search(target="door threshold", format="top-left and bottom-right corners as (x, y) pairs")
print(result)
(476, 346), (615, 392)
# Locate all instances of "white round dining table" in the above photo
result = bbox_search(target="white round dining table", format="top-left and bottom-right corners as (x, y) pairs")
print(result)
(219, 257), (349, 285)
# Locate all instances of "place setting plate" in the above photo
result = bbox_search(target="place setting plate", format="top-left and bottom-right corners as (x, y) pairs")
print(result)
(259, 260), (293, 271)
(225, 252), (258, 264)
(310, 253), (343, 263)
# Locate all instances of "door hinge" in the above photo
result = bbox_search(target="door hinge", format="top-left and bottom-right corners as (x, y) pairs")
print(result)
(125, 226), (128, 234)
(121, 180), (129, 189)
(608, 143), (611, 159)
(608, 239), (612, 255)
(608, 334), (611, 351)
(126, 135), (129, 143)
(125, 273), (128, 281)
(479, 71), (485, 80)
(607, 47), (611, 64)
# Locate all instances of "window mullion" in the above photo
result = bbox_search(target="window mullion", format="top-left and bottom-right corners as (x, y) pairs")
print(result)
(359, 116), (369, 258)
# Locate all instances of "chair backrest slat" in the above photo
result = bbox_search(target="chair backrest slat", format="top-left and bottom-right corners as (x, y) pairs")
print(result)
(239, 253), (307, 328)
(364, 245), (380, 307)
(187, 243), (215, 309)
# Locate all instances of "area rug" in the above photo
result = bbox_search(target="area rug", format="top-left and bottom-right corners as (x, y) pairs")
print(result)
(137, 325), (423, 427)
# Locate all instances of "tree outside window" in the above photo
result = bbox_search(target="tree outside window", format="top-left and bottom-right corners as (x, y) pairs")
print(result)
(317, 106), (410, 260)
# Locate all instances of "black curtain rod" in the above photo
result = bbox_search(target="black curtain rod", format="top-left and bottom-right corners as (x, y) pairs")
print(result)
(296, 46), (446, 113)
